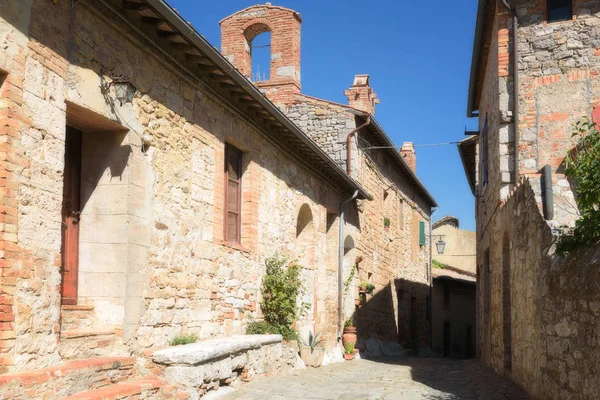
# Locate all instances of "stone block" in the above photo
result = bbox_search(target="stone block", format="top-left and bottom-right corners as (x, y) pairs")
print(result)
(153, 335), (282, 366)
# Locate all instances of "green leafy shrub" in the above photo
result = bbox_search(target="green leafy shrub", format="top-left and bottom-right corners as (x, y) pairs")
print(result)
(432, 259), (446, 269)
(557, 118), (600, 255)
(246, 321), (278, 335)
(344, 342), (355, 354)
(253, 253), (309, 341)
(169, 333), (198, 346)
(344, 318), (354, 328)
(383, 217), (391, 227)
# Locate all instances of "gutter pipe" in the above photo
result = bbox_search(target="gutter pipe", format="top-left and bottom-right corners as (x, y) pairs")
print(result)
(346, 116), (371, 175)
(501, 0), (520, 182)
(338, 190), (359, 340)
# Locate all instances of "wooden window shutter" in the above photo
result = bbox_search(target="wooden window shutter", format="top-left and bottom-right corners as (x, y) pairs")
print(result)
(419, 221), (425, 246)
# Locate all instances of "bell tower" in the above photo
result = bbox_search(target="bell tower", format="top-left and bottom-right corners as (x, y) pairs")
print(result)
(220, 3), (302, 108)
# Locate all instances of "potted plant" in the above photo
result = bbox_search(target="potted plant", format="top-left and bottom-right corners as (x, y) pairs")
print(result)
(344, 342), (355, 360)
(300, 331), (325, 367)
(383, 217), (391, 231)
(342, 319), (357, 347)
(364, 282), (376, 295)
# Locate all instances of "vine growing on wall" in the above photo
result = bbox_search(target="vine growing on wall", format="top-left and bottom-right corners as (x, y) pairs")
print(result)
(556, 118), (600, 255)
(247, 253), (309, 340)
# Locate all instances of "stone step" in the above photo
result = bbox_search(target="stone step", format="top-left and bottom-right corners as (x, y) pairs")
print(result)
(60, 304), (96, 331)
(59, 329), (130, 360)
(60, 376), (167, 400)
(0, 356), (137, 399)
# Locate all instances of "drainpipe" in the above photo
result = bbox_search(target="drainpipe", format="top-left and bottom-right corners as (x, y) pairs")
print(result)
(338, 190), (359, 340)
(501, 0), (520, 182)
(346, 116), (371, 176)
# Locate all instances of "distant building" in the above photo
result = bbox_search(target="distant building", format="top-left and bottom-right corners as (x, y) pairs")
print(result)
(431, 217), (476, 358)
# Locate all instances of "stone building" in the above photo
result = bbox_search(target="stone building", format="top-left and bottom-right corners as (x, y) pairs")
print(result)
(0, 0), (437, 395)
(431, 217), (476, 359)
(463, 0), (600, 398)
(220, 4), (438, 349)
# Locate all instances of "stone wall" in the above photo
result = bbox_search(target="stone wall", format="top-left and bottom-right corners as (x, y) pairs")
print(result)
(287, 95), (356, 172)
(0, 0), (354, 372)
(475, 0), (600, 369)
(481, 178), (600, 400)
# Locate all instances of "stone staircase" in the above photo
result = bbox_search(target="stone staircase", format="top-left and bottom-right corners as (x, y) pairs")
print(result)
(59, 305), (129, 360)
(0, 334), (297, 399)
(0, 356), (192, 400)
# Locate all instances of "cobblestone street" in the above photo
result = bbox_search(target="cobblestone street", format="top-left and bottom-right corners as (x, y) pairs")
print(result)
(217, 357), (530, 400)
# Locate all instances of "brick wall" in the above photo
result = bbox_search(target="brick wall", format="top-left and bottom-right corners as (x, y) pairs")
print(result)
(220, 4), (301, 109)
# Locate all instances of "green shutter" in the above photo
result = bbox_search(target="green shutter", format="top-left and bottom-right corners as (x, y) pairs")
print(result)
(419, 221), (425, 246)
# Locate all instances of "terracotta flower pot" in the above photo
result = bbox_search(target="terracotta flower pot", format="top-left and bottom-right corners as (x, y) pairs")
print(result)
(344, 353), (355, 360)
(342, 327), (357, 346)
(354, 299), (362, 306)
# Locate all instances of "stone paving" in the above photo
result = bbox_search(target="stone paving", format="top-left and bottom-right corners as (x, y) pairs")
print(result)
(217, 357), (531, 400)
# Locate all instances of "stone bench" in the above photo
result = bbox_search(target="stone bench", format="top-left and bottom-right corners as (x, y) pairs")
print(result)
(152, 334), (299, 394)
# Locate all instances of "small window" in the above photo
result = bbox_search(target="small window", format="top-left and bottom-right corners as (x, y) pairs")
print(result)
(0, 71), (6, 88)
(224, 143), (243, 243)
(399, 199), (404, 230)
(419, 220), (425, 246)
(547, 0), (572, 22)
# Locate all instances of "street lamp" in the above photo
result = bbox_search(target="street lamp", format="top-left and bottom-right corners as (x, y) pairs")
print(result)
(436, 239), (446, 255)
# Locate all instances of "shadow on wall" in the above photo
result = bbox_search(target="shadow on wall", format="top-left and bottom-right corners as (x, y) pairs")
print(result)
(352, 278), (431, 353)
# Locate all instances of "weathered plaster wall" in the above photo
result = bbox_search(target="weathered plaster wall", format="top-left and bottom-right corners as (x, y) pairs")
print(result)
(432, 223), (476, 274)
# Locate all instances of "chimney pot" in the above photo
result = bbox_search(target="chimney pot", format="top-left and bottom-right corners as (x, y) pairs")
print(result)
(400, 142), (416, 173)
(346, 74), (379, 115)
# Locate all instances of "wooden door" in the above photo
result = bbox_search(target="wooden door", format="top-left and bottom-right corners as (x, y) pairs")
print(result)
(60, 127), (82, 305)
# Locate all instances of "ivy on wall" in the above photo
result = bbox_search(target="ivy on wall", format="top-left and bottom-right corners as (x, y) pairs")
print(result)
(557, 118), (600, 255)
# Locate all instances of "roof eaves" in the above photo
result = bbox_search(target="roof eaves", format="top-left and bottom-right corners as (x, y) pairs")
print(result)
(458, 136), (478, 196)
(467, 0), (489, 118)
(143, 0), (370, 200)
(366, 117), (438, 208)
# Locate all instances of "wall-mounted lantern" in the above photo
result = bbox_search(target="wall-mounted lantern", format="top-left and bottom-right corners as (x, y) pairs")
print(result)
(436, 239), (446, 255)
(113, 81), (136, 106)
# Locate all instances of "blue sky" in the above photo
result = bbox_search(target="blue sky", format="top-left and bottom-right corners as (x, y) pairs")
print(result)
(167, 0), (479, 231)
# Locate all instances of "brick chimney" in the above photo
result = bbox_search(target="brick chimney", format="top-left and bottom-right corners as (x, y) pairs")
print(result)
(220, 4), (302, 108)
(400, 142), (416, 173)
(344, 74), (379, 115)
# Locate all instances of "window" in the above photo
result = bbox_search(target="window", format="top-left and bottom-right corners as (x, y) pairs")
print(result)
(481, 115), (489, 189)
(547, 0), (572, 22)
(399, 199), (404, 230)
(419, 220), (425, 246)
(224, 144), (243, 243)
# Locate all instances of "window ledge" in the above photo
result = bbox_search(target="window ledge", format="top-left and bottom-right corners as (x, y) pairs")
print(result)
(214, 239), (252, 253)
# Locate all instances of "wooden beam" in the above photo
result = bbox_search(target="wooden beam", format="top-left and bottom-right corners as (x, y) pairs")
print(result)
(156, 30), (180, 40)
(123, 1), (150, 12)
(185, 53), (214, 66)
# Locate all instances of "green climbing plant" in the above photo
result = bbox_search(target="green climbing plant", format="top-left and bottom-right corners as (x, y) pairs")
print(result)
(247, 253), (309, 340)
(557, 117), (600, 255)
